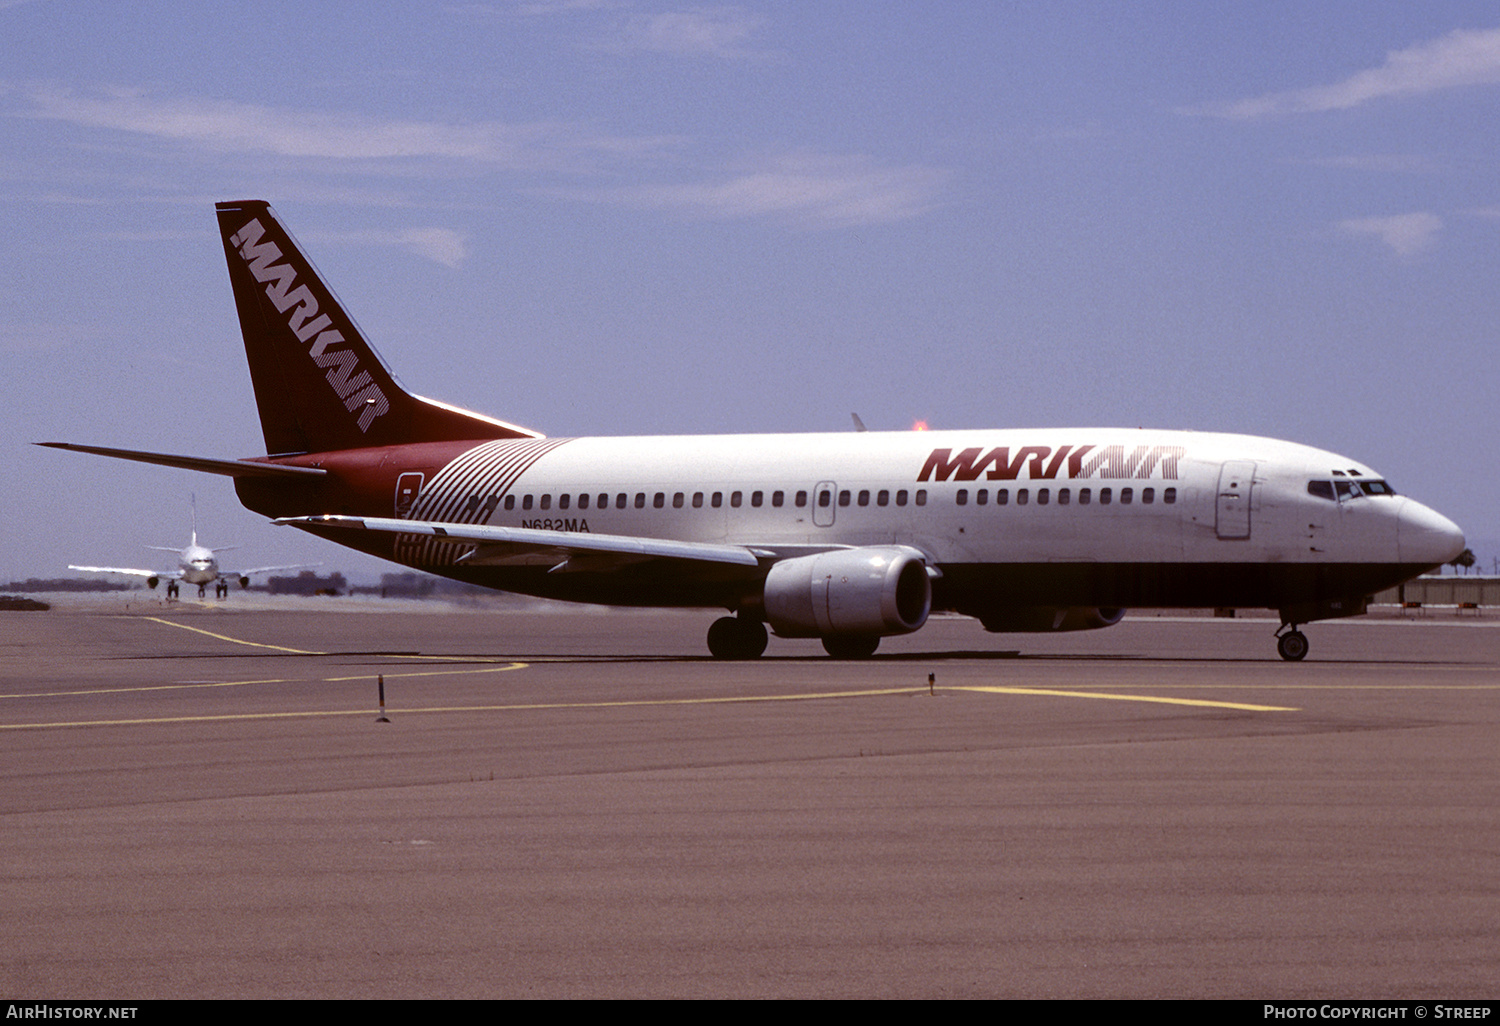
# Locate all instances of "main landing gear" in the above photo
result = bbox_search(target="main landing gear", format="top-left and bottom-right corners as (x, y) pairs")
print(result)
(215, 580), (229, 599)
(1275, 624), (1309, 662)
(705, 617), (883, 660)
(706, 616), (768, 660)
(166, 581), (179, 600)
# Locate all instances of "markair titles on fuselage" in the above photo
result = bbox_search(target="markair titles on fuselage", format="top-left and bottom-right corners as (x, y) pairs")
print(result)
(40, 201), (1465, 661)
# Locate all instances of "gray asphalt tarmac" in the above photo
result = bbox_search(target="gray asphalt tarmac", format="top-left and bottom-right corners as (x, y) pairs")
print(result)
(1, 598), (1496, 998)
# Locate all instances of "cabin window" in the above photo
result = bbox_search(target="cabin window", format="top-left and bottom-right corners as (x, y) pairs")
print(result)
(504, 495), (516, 511)
(522, 495), (534, 511)
(877, 489), (889, 507)
(712, 492), (723, 508)
(540, 494), (551, 510)
(976, 489), (988, 506)
(751, 491), (763, 507)
(1078, 488), (1090, 506)
(558, 494), (569, 510)
(465, 495), (481, 513)
(598, 494), (609, 509)
(915, 489), (927, 506)
(772, 491), (785, 507)
(1334, 480), (1359, 501)
(1164, 487), (1176, 504)
(838, 490), (851, 507)
(1100, 488), (1112, 505)
(1017, 489), (1029, 506)
(1142, 487), (1154, 505)
(955, 489), (968, 506)
(1058, 488), (1070, 506)
(1120, 487), (1133, 505)
(653, 492), (665, 509)
(616, 493), (627, 509)
(858, 489), (870, 507)
(1038, 488), (1049, 506)
(895, 490), (908, 506)
(730, 491), (742, 508)
(996, 489), (1008, 506)
(795, 490), (808, 507)
(631, 493), (643, 509)
(578, 494), (589, 510)
(673, 492), (684, 508)
(693, 492), (704, 508)
(818, 490), (832, 508)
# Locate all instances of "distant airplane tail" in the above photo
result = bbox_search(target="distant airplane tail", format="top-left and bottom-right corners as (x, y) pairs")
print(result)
(215, 200), (539, 456)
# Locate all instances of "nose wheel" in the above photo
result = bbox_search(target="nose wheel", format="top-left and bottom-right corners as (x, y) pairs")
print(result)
(1275, 626), (1309, 661)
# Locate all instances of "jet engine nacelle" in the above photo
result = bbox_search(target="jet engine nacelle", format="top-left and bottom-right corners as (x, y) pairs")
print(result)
(763, 546), (931, 639)
(238, 576), (250, 589)
(978, 606), (1126, 633)
(146, 576), (160, 590)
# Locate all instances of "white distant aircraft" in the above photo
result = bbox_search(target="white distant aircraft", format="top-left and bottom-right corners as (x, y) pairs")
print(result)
(41, 200), (1466, 658)
(70, 528), (316, 599)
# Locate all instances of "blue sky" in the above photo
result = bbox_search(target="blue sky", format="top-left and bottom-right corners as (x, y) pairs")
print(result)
(3, 1), (1496, 581)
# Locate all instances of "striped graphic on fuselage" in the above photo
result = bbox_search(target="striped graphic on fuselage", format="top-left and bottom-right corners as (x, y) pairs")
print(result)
(395, 437), (574, 565)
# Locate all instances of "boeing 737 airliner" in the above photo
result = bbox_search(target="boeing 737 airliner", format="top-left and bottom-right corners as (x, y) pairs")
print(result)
(41, 201), (1465, 660)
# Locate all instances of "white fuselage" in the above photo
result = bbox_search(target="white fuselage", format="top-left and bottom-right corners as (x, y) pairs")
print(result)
(177, 543), (220, 586)
(352, 427), (1463, 623)
(399, 428), (1455, 570)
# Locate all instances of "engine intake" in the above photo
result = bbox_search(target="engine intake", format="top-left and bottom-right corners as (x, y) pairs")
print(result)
(763, 546), (931, 638)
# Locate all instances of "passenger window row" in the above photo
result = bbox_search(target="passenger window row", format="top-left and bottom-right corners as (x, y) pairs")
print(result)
(466, 484), (1175, 514)
(954, 486), (1175, 507)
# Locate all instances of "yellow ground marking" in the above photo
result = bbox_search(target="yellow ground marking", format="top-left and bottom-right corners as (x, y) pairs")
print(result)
(0, 686), (921, 731)
(132, 615), (538, 664)
(1, 683), (1299, 731)
(0, 662), (529, 700)
(137, 616), (326, 654)
(950, 685), (1297, 712)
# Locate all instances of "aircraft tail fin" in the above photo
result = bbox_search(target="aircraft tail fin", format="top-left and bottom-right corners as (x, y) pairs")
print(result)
(215, 200), (539, 456)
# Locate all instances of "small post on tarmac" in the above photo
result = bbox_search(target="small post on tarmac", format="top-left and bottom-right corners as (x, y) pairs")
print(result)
(375, 673), (390, 723)
(928, 672), (935, 696)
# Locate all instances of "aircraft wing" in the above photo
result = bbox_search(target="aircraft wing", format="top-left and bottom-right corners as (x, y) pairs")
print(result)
(275, 515), (768, 572)
(69, 565), (178, 579)
(226, 563), (323, 577)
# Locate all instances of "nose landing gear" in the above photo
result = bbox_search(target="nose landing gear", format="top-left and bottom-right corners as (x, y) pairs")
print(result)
(1275, 624), (1309, 661)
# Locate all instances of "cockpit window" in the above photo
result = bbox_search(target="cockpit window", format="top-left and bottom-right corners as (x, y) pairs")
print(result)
(1310, 478), (1397, 502)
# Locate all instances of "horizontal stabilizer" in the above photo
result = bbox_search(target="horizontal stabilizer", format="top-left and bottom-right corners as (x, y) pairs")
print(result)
(36, 443), (327, 479)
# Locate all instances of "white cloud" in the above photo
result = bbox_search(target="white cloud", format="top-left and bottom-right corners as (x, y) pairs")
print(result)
(314, 229), (470, 268)
(398, 228), (469, 268)
(1340, 212), (1442, 256)
(565, 153), (949, 228)
(18, 86), (674, 173)
(1191, 27), (1500, 118)
(617, 7), (763, 57)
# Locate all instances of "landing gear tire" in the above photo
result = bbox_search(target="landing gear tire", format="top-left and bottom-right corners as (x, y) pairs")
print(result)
(166, 581), (179, 600)
(706, 616), (768, 660)
(1277, 629), (1309, 662)
(822, 634), (880, 660)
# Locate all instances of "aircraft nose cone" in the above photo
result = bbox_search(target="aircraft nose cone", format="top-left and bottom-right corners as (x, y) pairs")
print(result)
(1398, 501), (1465, 567)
